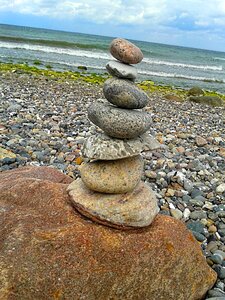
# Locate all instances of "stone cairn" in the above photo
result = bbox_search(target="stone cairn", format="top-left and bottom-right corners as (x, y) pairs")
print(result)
(67, 38), (160, 229)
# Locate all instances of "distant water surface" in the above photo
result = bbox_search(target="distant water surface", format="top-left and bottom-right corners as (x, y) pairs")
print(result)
(0, 24), (225, 93)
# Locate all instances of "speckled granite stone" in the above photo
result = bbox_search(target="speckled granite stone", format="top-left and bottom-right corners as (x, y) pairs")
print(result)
(103, 77), (149, 109)
(88, 102), (151, 139)
(110, 38), (143, 64)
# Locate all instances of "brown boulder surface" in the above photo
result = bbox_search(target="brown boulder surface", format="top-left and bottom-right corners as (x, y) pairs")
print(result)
(0, 166), (216, 300)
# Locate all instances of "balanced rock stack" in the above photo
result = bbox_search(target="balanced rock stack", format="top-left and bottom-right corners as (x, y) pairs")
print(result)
(67, 38), (160, 229)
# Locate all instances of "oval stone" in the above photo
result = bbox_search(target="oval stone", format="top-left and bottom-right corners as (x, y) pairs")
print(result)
(88, 102), (151, 139)
(106, 60), (137, 80)
(82, 133), (161, 160)
(80, 155), (143, 194)
(67, 179), (159, 229)
(103, 77), (149, 109)
(110, 38), (143, 64)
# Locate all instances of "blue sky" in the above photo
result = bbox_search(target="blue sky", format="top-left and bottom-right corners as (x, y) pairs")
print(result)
(0, 0), (225, 51)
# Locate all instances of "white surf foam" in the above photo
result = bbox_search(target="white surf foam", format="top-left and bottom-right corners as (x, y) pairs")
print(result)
(0, 41), (110, 60)
(139, 70), (224, 83)
(143, 58), (222, 71)
(213, 57), (225, 61)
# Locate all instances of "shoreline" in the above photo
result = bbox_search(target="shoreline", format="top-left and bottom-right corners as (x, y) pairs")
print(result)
(1, 62), (225, 103)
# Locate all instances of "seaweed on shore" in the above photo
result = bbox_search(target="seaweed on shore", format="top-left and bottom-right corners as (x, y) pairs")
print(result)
(0, 62), (225, 102)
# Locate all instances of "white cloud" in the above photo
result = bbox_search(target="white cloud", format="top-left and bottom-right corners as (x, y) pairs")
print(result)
(0, 0), (225, 31)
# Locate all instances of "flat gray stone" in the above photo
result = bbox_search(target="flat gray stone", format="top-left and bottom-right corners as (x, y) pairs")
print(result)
(103, 77), (149, 109)
(88, 102), (151, 139)
(67, 179), (159, 229)
(106, 60), (137, 80)
(82, 133), (161, 160)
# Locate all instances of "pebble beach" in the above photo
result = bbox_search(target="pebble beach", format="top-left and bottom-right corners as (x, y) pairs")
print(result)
(0, 69), (225, 298)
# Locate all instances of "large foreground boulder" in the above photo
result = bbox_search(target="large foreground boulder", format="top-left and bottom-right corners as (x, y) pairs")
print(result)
(0, 167), (216, 300)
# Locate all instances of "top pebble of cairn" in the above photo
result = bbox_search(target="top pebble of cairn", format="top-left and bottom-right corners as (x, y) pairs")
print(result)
(110, 38), (144, 64)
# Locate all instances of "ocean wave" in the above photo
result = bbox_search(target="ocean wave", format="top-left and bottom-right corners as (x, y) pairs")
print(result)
(139, 70), (225, 83)
(0, 35), (108, 51)
(213, 57), (225, 61)
(0, 41), (110, 60)
(143, 58), (222, 71)
(0, 55), (106, 70)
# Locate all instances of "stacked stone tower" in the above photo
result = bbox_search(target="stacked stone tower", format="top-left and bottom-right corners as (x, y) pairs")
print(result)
(67, 38), (159, 229)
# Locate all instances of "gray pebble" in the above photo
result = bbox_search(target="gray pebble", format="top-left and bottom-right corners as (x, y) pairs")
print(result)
(190, 210), (207, 220)
(214, 265), (225, 279)
(103, 77), (149, 109)
(88, 102), (151, 139)
(211, 253), (224, 265)
(208, 288), (225, 298)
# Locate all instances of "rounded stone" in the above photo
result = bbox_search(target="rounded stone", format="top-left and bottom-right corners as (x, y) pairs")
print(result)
(80, 155), (143, 194)
(110, 38), (143, 64)
(82, 133), (161, 160)
(88, 102), (151, 139)
(67, 179), (159, 229)
(211, 254), (223, 265)
(106, 60), (138, 80)
(103, 77), (149, 109)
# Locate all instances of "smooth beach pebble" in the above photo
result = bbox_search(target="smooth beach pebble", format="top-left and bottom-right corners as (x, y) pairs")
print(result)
(87, 102), (152, 139)
(81, 133), (161, 160)
(103, 77), (149, 109)
(106, 60), (138, 80)
(67, 179), (159, 229)
(110, 38), (143, 64)
(80, 155), (143, 194)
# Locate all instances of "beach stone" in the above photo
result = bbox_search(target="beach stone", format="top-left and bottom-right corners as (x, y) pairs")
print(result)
(213, 266), (225, 279)
(211, 253), (224, 265)
(82, 133), (161, 160)
(110, 38), (143, 64)
(68, 179), (159, 229)
(0, 166), (217, 299)
(0, 147), (16, 160)
(170, 208), (183, 220)
(216, 183), (225, 193)
(192, 231), (206, 242)
(80, 155), (143, 194)
(196, 136), (207, 146)
(106, 60), (138, 80)
(187, 86), (204, 96)
(103, 77), (149, 109)
(206, 298), (225, 300)
(164, 94), (183, 102)
(7, 103), (22, 112)
(88, 102), (151, 139)
(208, 288), (225, 298)
(190, 210), (207, 220)
(189, 96), (224, 107)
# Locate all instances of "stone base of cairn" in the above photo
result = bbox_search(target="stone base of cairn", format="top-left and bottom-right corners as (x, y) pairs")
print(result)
(67, 38), (160, 229)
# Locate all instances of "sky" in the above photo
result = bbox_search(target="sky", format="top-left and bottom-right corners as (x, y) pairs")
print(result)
(0, 0), (225, 51)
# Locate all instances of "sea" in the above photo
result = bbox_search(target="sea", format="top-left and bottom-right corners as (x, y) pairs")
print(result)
(1, 23), (225, 93)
